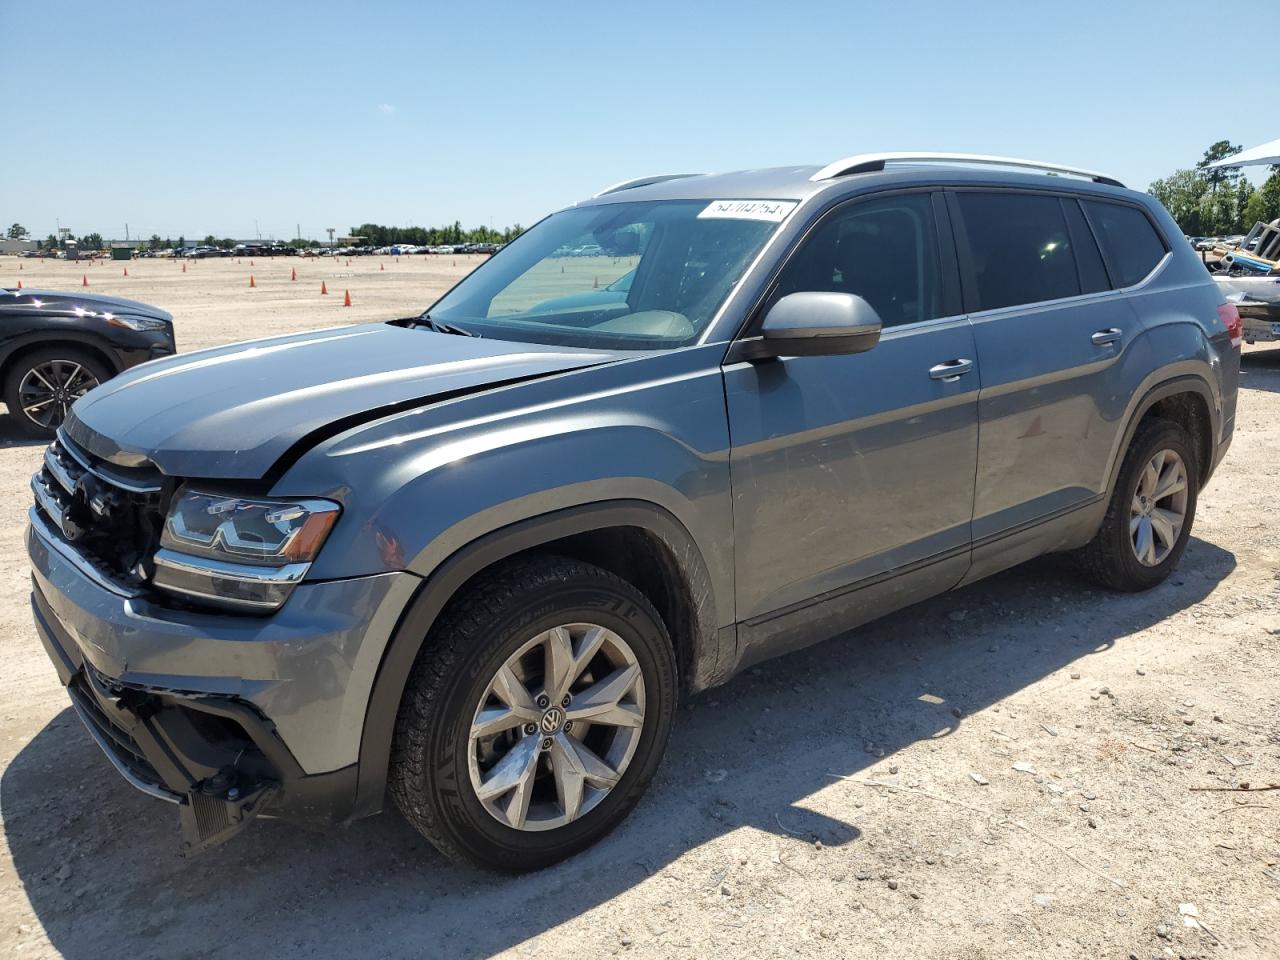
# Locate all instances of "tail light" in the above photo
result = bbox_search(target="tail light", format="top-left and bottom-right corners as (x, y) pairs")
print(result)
(1217, 302), (1242, 348)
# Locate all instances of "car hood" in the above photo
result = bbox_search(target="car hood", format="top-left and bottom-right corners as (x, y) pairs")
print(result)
(1, 288), (173, 322)
(64, 322), (622, 479)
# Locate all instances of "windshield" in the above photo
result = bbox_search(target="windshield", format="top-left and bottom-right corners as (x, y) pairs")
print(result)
(423, 199), (791, 349)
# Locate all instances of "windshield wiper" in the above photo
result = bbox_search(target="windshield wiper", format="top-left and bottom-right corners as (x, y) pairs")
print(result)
(410, 314), (478, 337)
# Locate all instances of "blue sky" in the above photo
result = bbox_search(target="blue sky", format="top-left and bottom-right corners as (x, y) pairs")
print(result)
(2, 0), (1275, 241)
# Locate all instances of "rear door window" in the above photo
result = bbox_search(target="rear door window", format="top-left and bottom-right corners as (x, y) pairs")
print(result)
(1081, 200), (1168, 288)
(953, 192), (1081, 311)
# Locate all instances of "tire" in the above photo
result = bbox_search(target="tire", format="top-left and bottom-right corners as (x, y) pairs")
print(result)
(3, 346), (113, 439)
(1077, 417), (1199, 592)
(389, 555), (678, 872)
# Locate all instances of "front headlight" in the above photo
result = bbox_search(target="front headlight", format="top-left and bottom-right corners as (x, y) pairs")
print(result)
(153, 489), (340, 612)
(103, 313), (169, 332)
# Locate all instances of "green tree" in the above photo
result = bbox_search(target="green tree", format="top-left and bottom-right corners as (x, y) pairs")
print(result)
(7, 223), (28, 240)
(1196, 140), (1242, 194)
(1149, 169), (1210, 234)
(203, 234), (217, 246)
(42, 233), (60, 251)
(1148, 138), (1271, 235)
(346, 220), (525, 248)
(147, 234), (164, 251)
(1241, 172), (1280, 228)
(79, 233), (104, 250)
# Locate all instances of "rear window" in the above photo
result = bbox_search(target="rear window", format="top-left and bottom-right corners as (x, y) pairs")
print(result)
(954, 192), (1080, 311)
(1081, 200), (1167, 288)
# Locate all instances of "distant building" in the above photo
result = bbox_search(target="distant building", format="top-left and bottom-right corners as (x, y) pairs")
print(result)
(0, 238), (37, 254)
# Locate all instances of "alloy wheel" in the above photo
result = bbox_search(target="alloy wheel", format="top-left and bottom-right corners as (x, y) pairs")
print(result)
(467, 622), (646, 832)
(1129, 448), (1189, 567)
(17, 360), (100, 429)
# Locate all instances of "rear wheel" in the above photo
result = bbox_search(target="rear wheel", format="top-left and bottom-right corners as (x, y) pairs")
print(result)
(1078, 417), (1198, 591)
(3, 347), (112, 438)
(389, 556), (678, 872)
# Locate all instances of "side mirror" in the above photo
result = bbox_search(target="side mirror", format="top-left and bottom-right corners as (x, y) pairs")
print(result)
(739, 291), (883, 361)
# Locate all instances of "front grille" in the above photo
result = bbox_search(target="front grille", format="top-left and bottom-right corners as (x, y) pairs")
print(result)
(33, 433), (170, 585)
(68, 673), (163, 786)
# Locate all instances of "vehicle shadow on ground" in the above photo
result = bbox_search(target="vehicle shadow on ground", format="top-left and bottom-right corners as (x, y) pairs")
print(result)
(0, 414), (48, 449)
(3, 538), (1235, 959)
(1241, 347), (1280, 394)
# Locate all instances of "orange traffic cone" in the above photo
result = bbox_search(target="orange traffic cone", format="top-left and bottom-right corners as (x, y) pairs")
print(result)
(290, 267), (297, 281)
(250, 260), (254, 267)
(452, 260), (456, 267)
(123, 267), (129, 277)
(182, 262), (187, 273)
(82, 274), (88, 287)
(346, 259), (351, 267)
(16, 280), (22, 289)
(320, 281), (328, 295)
(343, 289), (352, 307)
(380, 263), (384, 271)
(249, 274), (256, 288)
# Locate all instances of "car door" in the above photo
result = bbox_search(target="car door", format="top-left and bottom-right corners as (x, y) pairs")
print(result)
(946, 190), (1150, 579)
(723, 190), (980, 663)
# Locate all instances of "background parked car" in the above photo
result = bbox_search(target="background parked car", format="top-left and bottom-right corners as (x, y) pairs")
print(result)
(0, 288), (176, 437)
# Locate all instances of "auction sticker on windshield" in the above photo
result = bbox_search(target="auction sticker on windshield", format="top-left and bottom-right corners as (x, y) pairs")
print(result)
(698, 200), (797, 222)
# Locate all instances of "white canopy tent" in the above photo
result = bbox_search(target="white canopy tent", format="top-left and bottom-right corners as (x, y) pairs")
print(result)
(1207, 138), (1280, 169)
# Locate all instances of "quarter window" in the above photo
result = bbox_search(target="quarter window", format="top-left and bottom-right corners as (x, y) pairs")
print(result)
(954, 192), (1080, 311)
(772, 193), (944, 327)
(1082, 200), (1167, 288)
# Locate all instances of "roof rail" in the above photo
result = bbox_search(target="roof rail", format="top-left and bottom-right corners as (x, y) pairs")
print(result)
(810, 152), (1125, 188)
(592, 173), (705, 199)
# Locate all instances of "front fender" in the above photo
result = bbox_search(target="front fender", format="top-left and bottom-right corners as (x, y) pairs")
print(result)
(273, 346), (733, 604)
(347, 498), (724, 818)
(268, 345), (736, 820)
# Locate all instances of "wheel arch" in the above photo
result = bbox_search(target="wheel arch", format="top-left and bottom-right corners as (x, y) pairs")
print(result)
(0, 333), (122, 389)
(350, 499), (724, 819)
(1106, 374), (1218, 494)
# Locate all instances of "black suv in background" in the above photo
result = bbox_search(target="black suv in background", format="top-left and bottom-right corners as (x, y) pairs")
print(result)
(0, 289), (176, 437)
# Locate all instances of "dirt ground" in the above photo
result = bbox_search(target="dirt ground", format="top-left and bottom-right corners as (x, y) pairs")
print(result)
(0, 254), (1277, 960)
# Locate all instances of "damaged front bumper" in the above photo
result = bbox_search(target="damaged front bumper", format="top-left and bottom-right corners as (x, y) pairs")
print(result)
(27, 507), (421, 852)
(34, 581), (357, 852)
(65, 658), (283, 852)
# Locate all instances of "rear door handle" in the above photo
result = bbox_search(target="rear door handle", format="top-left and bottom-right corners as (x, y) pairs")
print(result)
(928, 358), (974, 382)
(1091, 328), (1123, 346)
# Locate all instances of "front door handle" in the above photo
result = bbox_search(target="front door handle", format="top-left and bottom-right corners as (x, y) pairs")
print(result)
(929, 358), (974, 382)
(1091, 327), (1123, 346)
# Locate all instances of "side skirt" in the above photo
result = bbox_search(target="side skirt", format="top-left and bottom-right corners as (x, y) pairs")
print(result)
(725, 496), (1107, 681)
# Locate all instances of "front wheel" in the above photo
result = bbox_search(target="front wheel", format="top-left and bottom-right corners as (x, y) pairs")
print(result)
(389, 556), (678, 872)
(1078, 417), (1199, 592)
(3, 347), (112, 438)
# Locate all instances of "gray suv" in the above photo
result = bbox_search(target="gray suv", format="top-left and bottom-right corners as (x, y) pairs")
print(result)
(28, 153), (1241, 871)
